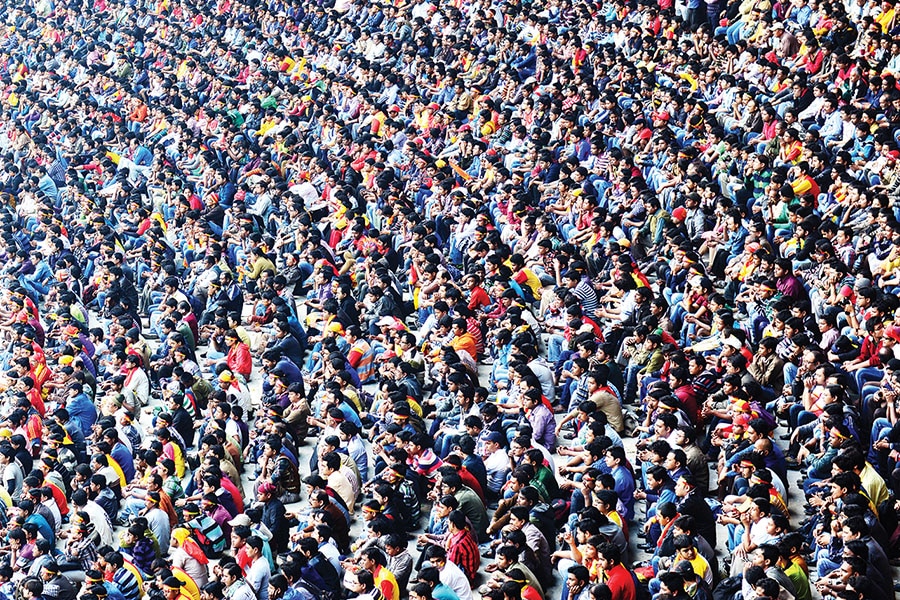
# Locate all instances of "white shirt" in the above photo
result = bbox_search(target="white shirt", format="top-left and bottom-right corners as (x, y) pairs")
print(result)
(83, 500), (114, 546)
(172, 546), (208, 586)
(226, 581), (256, 600)
(319, 540), (342, 576)
(246, 556), (271, 600)
(483, 449), (510, 493)
(438, 560), (473, 600)
(410, 0), (433, 20)
(527, 359), (556, 403)
(146, 507), (171, 553)
(3, 462), (22, 497)
(42, 499), (61, 534)
(798, 95), (825, 121)
(327, 470), (355, 512)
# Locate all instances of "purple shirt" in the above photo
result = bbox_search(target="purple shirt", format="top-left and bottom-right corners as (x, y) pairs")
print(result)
(776, 274), (804, 300)
(527, 404), (557, 452)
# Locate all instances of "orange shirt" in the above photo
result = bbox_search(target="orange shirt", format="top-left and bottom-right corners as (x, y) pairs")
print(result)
(450, 332), (478, 360)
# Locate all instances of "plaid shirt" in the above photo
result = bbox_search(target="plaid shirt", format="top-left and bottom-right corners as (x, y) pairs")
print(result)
(570, 373), (591, 407)
(65, 535), (98, 570)
(445, 528), (480, 580)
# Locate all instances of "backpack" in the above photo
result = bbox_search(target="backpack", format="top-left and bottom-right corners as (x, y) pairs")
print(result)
(630, 571), (651, 600)
(529, 503), (557, 552)
(711, 574), (743, 600)
(180, 288), (205, 318)
(294, 578), (339, 600)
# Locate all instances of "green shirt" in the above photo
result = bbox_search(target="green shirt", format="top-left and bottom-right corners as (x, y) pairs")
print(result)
(783, 561), (811, 600)
(455, 487), (488, 542)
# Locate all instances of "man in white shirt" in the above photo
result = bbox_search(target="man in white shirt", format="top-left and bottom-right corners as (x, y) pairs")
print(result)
(482, 432), (511, 498)
(143, 491), (171, 554)
(425, 546), (473, 600)
(797, 83), (828, 124)
(245, 536), (271, 600)
(410, 0), (434, 20)
(72, 489), (114, 546)
(0, 446), (23, 498)
(321, 452), (355, 512)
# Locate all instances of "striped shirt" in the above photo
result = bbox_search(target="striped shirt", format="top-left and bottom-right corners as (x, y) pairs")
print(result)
(114, 561), (142, 600)
(410, 448), (443, 480)
(445, 528), (481, 580)
(571, 279), (598, 315)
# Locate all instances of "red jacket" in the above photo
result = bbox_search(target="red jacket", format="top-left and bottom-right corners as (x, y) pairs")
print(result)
(227, 343), (253, 379)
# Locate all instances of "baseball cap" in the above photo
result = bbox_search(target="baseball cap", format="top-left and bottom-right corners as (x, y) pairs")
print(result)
(229, 514), (252, 527)
(485, 431), (505, 445)
(673, 561), (696, 576)
(723, 336), (742, 349)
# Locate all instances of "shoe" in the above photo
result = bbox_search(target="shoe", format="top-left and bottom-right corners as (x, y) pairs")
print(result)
(779, 433), (792, 440)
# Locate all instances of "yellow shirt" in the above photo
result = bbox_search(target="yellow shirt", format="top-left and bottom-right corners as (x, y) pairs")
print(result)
(169, 441), (186, 479)
(876, 8), (895, 32)
(686, 552), (712, 585)
(860, 463), (889, 508)
(790, 176), (814, 196)
(374, 565), (399, 600)
(606, 510), (624, 529)
(107, 454), (127, 488)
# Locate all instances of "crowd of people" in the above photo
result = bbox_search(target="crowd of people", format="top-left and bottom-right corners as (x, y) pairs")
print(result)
(0, 0), (899, 599)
